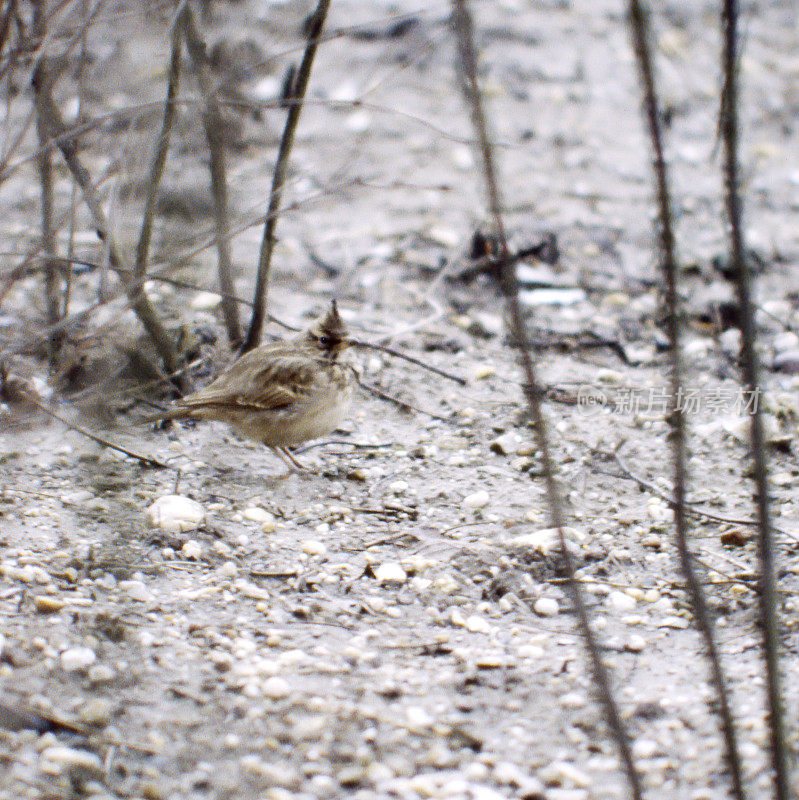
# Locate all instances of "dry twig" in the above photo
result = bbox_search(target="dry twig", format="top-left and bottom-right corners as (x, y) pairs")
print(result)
(30, 71), (188, 391)
(135, 3), (185, 300)
(182, 3), (242, 348)
(720, 2), (787, 796)
(31, 0), (61, 364)
(242, 0), (331, 353)
(451, 3), (641, 797)
(628, 4), (745, 797)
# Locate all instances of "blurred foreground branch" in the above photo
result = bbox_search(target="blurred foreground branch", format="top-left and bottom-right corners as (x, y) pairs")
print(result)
(721, 2), (787, 797)
(628, 4), (745, 796)
(451, 2), (642, 798)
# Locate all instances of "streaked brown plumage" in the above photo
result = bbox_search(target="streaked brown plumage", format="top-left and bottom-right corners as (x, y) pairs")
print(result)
(154, 301), (352, 468)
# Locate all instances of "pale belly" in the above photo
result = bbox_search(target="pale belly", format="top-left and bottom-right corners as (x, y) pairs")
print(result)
(224, 389), (350, 447)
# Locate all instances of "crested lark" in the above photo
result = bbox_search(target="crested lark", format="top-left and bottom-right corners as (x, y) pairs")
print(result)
(153, 301), (352, 469)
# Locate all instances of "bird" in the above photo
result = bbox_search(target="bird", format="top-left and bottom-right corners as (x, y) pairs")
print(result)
(147, 301), (352, 470)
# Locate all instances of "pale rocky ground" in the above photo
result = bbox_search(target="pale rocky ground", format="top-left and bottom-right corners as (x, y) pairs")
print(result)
(1, 1), (798, 799)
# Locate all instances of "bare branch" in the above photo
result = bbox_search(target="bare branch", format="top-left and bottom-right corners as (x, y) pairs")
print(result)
(451, 3), (641, 797)
(135, 3), (185, 286)
(721, 2), (788, 797)
(628, 4), (746, 797)
(242, 0), (331, 353)
(31, 72), (188, 390)
(32, 0), (62, 364)
(181, 3), (242, 349)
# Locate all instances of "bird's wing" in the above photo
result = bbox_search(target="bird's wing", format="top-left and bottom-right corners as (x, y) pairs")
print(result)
(178, 349), (321, 412)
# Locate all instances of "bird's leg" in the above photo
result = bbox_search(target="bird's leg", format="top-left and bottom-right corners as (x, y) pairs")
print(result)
(272, 446), (309, 472)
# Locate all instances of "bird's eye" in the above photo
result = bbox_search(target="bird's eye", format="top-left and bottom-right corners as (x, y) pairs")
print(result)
(319, 335), (332, 347)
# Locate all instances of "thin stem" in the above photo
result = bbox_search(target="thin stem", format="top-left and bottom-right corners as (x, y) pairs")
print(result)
(451, 3), (642, 798)
(32, 0), (61, 365)
(31, 71), (187, 391)
(628, 4), (745, 797)
(135, 2), (185, 284)
(182, 2), (242, 348)
(242, 0), (331, 353)
(721, 2), (787, 797)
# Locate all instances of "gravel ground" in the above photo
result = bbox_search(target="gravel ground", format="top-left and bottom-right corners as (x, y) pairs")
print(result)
(1, 1), (798, 798)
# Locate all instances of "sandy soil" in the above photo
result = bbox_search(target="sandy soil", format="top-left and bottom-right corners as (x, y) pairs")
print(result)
(1, 1), (798, 798)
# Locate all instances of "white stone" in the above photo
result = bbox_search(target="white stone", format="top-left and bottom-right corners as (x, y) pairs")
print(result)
(534, 597), (559, 616)
(511, 527), (585, 555)
(119, 579), (154, 602)
(191, 291), (221, 310)
(235, 579), (270, 600)
(465, 615), (491, 633)
(40, 746), (103, 776)
(539, 760), (591, 788)
(659, 615), (690, 629)
(60, 647), (96, 672)
(262, 676), (292, 699)
(405, 706), (433, 731)
(434, 573), (459, 594)
(626, 634), (647, 652)
(60, 490), (93, 505)
(374, 562), (407, 583)
(560, 692), (588, 709)
(182, 539), (202, 559)
(490, 432), (522, 454)
(88, 664), (116, 684)
(448, 606), (466, 627)
(217, 561), (237, 578)
(607, 590), (636, 612)
(242, 506), (274, 524)
(147, 495), (205, 532)
(632, 738), (660, 759)
(518, 643), (545, 659)
(301, 539), (327, 556)
(463, 490), (490, 509)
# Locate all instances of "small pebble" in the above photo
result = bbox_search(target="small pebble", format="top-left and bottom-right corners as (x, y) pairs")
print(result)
(405, 705), (433, 731)
(559, 692), (588, 709)
(262, 676), (291, 700)
(217, 561), (237, 578)
(511, 527), (584, 555)
(120, 579), (154, 602)
(61, 490), (93, 505)
(632, 738), (659, 759)
(465, 615), (491, 633)
(489, 431), (522, 455)
(242, 507), (276, 531)
(389, 480), (409, 494)
(533, 597), (559, 617)
(374, 562), (407, 583)
(471, 364), (496, 382)
(301, 540), (327, 556)
(659, 615), (690, 629)
(626, 634), (647, 652)
(434, 574), (459, 594)
(78, 697), (114, 726)
(607, 591), (636, 612)
(88, 664), (116, 684)
(235, 579), (270, 600)
(34, 595), (65, 614)
(517, 644), (544, 659)
(147, 495), (205, 533)
(539, 760), (591, 788)
(448, 606), (467, 627)
(40, 746), (103, 777)
(191, 291), (222, 310)
(182, 540), (202, 559)
(60, 647), (96, 672)
(463, 490), (490, 509)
